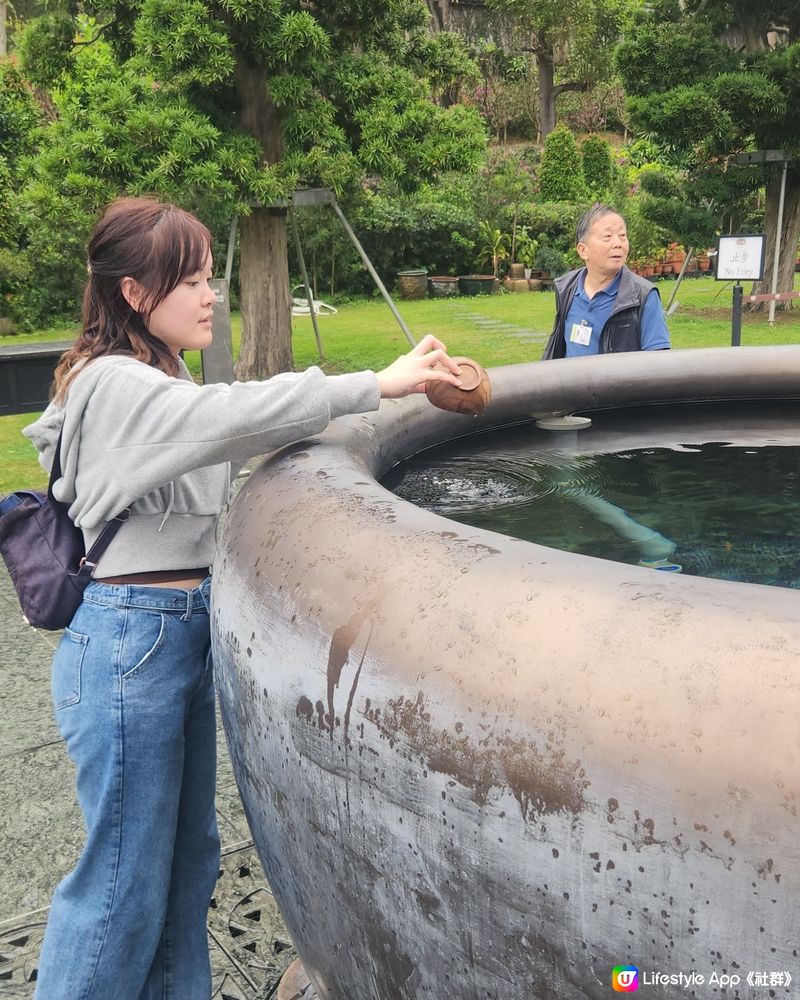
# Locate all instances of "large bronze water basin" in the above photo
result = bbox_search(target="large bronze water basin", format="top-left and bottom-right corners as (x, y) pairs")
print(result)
(212, 347), (800, 999)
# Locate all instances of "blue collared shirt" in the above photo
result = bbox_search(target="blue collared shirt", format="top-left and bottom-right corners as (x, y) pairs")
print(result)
(563, 270), (670, 357)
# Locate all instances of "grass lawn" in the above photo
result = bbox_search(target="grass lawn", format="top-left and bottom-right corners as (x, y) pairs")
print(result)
(2, 412), (48, 492)
(2, 274), (800, 492)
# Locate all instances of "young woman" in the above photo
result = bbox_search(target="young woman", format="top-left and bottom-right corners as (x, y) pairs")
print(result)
(25, 196), (462, 1000)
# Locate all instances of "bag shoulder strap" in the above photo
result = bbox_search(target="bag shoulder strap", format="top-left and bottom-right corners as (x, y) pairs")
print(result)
(46, 425), (66, 502)
(79, 509), (131, 576)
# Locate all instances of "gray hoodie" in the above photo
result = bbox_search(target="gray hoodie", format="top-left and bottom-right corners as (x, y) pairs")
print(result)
(23, 355), (380, 577)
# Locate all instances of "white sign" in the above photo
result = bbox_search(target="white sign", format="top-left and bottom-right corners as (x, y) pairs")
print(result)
(716, 235), (765, 281)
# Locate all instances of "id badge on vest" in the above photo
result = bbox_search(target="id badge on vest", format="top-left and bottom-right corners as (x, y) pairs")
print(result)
(569, 319), (593, 347)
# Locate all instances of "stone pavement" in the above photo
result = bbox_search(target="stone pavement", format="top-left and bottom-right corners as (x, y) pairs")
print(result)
(452, 307), (549, 348)
(0, 562), (295, 999)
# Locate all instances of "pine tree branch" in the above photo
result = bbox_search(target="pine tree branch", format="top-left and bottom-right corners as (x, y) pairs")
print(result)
(73, 20), (116, 48)
(553, 80), (590, 97)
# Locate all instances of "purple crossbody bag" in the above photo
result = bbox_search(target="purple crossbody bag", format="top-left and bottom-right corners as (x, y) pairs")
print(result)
(0, 426), (130, 629)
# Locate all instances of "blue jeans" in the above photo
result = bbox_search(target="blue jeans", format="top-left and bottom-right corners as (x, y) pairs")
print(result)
(35, 579), (219, 1000)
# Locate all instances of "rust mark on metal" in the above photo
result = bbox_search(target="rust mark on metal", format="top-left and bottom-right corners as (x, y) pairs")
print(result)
(343, 623), (373, 744)
(365, 691), (588, 818)
(363, 916), (417, 996)
(757, 858), (782, 883)
(296, 696), (314, 722)
(326, 612), (367, 737)
(415, 890), (443, 923)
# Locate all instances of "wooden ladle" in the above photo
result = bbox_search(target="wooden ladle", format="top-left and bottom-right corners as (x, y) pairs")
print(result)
(425, 356), (491, 415)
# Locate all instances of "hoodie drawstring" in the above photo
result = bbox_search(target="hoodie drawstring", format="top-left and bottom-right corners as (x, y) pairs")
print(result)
(158, 481), (175, 532)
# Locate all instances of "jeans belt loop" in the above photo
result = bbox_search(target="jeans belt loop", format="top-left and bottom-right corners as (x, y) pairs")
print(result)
(181, 591), (194, 622)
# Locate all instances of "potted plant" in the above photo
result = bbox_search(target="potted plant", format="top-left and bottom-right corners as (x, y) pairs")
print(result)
(696, 251), (712, 272)
(515, 227), (539, 280)
(534, 241), (568, 281)
(478, 222), (509, 278)
(459, 222), (506, 295)
(667, 242), (686, 274)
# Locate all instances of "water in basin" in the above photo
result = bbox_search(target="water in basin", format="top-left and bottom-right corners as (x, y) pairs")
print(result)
(383, 402), (800, 589)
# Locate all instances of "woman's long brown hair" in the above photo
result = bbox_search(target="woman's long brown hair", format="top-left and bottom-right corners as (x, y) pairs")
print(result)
(53, 196), (212, 399)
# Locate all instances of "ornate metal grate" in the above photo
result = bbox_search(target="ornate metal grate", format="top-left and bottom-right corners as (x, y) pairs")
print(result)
(0, 843), (295, 999)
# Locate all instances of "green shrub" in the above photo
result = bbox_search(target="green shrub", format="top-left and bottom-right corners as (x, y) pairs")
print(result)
(0, 64), (46, 327)
(515, 200), (585, 268)
(7, 20), (251, 328)
(621, 192), (670, 261)
(582, 134), (614, 198)
(624, 137), (663, 169)
(539, 125), (586, 202)
(290, 155), (536, 295)
(534, 236), (572, 278)
(16, 13), (77, 90)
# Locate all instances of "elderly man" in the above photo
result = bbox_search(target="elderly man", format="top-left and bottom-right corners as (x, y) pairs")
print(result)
(542, 204), (670, 359)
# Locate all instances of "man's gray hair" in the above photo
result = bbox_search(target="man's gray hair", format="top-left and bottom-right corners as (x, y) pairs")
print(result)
(576, 204), (623, 244)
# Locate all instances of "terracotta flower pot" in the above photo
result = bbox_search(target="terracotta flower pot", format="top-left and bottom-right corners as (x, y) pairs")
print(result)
(503, 277), (530, 293)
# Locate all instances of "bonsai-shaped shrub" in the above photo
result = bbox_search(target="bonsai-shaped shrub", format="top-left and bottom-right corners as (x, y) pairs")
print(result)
(539, 125), (586, 202)
(582, 134), (614, 198)
(535, 235), (570, 278)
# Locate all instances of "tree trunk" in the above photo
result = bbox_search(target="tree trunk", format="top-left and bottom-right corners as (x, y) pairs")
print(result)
(238, 208), (293, 375)
(749, 171), (800, 312)
(0, 0), (7, 58)
(426, 0), (449, 31)
(729, 1), (768, 51)
(536, 46), (556, 139)
(234, 55), (292, 380)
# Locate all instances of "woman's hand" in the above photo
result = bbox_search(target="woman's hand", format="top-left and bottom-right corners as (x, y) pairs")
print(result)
(376, 335), (463, 399)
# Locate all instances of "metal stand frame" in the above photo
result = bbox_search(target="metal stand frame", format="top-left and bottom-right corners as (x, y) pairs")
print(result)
(224, 188), (417, 359)
(731, 281), (743, 346)
(732, 150), (795, 326)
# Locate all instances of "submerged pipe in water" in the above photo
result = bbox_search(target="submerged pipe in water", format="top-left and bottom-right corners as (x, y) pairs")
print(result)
(561, 486), (678, 563)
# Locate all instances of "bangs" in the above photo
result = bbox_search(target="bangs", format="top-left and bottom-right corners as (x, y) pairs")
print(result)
(56, 196), (213, 396)
(140, 207), (212, 315)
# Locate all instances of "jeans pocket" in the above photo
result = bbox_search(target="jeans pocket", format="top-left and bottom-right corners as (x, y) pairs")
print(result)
(120, 611), (167, 681)
(53, 627), (89, 709)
